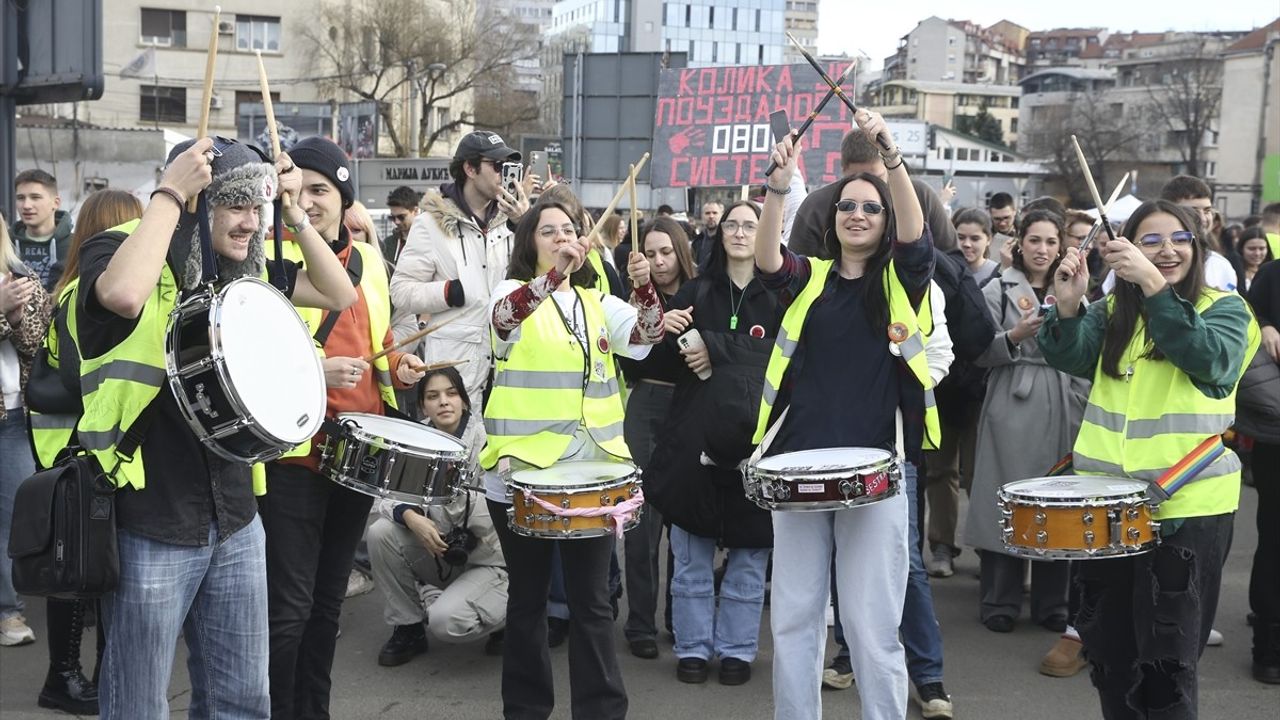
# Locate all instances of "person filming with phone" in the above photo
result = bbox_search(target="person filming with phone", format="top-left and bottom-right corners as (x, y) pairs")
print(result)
(390, 131), (533, 403)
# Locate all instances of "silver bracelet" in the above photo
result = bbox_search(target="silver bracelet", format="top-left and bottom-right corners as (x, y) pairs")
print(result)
(765, 183), (791, 196)
(285, 212), (311, 233)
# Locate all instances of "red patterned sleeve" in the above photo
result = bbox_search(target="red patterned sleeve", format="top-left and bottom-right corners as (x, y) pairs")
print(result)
(628, 282), (665, 345)
(491, 268), (567, 340)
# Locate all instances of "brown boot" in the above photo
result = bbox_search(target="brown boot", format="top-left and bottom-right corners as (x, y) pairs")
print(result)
(1039, 635), (1087, 677)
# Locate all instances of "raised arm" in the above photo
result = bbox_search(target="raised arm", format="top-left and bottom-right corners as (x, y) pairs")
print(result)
(757, 134), (801, 274)
(856, 110), (923, 243)
(95, 139), (213, 318)
(624, 250), (664, 345)
(276, 152), (357, 311)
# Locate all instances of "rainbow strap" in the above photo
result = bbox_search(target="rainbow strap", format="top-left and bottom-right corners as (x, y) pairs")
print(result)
(1148, 435), (1227, 503)
(1046, 453), (1074, 477)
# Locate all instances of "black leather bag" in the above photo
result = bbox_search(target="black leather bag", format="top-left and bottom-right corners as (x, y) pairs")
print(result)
(7, 454), (119, 599)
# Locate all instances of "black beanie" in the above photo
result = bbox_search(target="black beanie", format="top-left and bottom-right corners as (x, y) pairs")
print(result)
(290, 136), (355, 208)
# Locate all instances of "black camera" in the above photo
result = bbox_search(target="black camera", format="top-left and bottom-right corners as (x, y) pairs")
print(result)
(440, 526), (478, 567)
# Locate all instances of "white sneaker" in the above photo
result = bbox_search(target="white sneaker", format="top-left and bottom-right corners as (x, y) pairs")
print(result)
(345, 569), (375, 598)
(0, 616), (36, 646)
(927, 547), (955, 578)
(1207, 628), (1224, 647)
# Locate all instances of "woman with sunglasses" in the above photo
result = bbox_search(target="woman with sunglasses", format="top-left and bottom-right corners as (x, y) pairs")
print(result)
(754, 110), (937, 720)
(644, 200), (781, 686)
(1040, 199), (1259, 718)
(966, 208), (1088, 634)
(483, 196), (663, 720)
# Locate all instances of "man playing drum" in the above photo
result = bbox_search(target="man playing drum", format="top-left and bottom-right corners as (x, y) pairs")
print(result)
(259, 136), (429, 719)
(74, 137), (356, 718)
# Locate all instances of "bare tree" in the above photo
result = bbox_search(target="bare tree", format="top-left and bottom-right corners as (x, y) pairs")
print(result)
(304, 0), (540, 157)
(1143, 39), (1223, 178)
(1023, 90), (1146, 207)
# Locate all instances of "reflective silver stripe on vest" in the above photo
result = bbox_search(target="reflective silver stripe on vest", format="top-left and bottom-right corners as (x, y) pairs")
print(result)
(81, 360), (167, 396)
(1127, 414), (1235, 439)
(776, 326), (798, 359)
(899, 332), (925, 362)
(923, 388), (937, 409)
(584, 377), (621, 399)
(376, 368), (394, 387)
(763, 379), (778, 406)
(1073, 450), (1241, 484)
(77, 426), (124, 451)
(29, 413), (77, 430)
(1084, 403), (1233, 439)
(495, 369), (583, 390)
(592, 420), (626, 443)
(485, 418), (578, 437)
(1083, 403), (1126, 433)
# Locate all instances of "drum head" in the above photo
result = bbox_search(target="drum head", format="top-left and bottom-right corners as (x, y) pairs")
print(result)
(512, 461), (635, 489)
(339, 413), (465, 452)
(754, 447), (893, 473)
(217, 279), (325, 444)
(1003, 475), (1148, 500)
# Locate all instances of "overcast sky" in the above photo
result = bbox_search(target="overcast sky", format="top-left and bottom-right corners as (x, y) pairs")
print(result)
(818, 0), (1279, 70)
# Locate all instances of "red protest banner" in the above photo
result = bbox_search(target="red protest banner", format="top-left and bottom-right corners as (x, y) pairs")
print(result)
(651, 62), (854, 189)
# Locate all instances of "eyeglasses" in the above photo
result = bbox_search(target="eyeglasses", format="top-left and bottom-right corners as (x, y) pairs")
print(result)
(536, 224), (579, 240)
(720, 220), (758, 235)
(834, 200), (885, 215)
(1135, 231), (1195, 250)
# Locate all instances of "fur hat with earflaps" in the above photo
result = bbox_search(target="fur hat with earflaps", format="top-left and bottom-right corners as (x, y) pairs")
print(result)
(164, 138), (277, 289)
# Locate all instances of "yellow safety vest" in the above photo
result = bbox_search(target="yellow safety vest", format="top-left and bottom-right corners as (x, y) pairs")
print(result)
(74, 221), (267, 493)
(480, 284), (630, 469)
(265, 238), (398, 458)
(1073, 291), (1260, 520)
(753, 258), (940, 450)
(587, 248), (609, 294)
(29, 281), (81, 470)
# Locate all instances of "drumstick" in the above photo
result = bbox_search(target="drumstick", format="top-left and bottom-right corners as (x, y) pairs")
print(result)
(764, 60), (857, 177)
(422, 359), (470, 372)
(364, 317), (459, 362)
(1070, 135), (1118, 247)
(255, 50), (291, 209)
(190, 5), (222, 213)
(786, 32), (860, 118)
(584, 153), (649, 246)
(1077, 172), (1129, 257)
(628, 163), (639, 271)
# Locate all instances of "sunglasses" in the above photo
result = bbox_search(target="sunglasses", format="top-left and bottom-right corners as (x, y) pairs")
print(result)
(834, 200), (885, 215)
(1135, 231), (1195, 249)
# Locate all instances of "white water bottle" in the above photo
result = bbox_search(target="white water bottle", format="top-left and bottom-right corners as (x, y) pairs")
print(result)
(677, 329), (712, 380)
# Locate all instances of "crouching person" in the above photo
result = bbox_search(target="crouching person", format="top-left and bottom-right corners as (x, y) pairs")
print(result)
(369, 366), (507, 665)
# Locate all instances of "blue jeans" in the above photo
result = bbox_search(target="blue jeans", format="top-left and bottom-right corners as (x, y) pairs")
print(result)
(669, 525), (769, 662)
(0, 410), (35, 620)
(100, 517), (269, 720)
(834, 462), (945, 686)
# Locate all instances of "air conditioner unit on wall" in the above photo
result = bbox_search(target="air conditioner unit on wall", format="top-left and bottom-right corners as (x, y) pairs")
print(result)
(218, 21), (235, 35)
(209, 94), (224, 110)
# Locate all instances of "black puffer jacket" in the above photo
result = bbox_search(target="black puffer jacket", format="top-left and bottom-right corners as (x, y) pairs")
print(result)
(644, 266), (781, 548)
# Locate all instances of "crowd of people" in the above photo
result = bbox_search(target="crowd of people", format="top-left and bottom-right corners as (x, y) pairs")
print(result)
(0, 110), (1278, 720)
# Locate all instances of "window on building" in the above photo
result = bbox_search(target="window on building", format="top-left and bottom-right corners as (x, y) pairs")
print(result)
(686, 4), (692, 27)
(712, 41), (718, 62)
(140, 85), (186, 123)
(758, 44), (765, 64)
(1010, 118), (1018, 134)
(234, 89), (279, 122)
(236, 15), (281, 52)
(140, 8), (187, 47)
(956, 148), (970, 161)
(709, 6), (714, 27)
(755, 9), (761, 32)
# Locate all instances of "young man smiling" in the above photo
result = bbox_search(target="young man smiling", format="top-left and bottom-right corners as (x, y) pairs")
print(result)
(77, 137), (355, 719)
(11, 169), (73, 292)
(261, 135), (428, 719)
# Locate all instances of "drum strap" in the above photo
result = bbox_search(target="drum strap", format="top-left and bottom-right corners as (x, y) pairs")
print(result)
(313, 247), (364, 347)
(196, 193), (219, 285)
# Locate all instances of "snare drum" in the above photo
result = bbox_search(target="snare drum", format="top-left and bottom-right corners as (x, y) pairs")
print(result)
(743, 447), (899, 511)
(166, 277), (325, 463)
(507, 461), (642, 539)
(321, 413), (469, 505)
(998, 476), (1160, 559)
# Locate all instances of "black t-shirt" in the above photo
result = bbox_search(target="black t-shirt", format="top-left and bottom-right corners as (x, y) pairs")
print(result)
(770, 275), (899, 455)
(76, 233), (293, 546)
(15, 236), (56, 289)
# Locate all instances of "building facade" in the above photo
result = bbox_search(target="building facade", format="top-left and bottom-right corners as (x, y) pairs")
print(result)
(1216, 20), (1280, 218)
(783, 0), (818, 64)
(883, 16), (1025, 86)
(868, 80), (1022, 147)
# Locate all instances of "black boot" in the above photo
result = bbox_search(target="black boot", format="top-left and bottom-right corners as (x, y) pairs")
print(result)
(39, 598), (99, 715)
(1254, 620), (1280, 684)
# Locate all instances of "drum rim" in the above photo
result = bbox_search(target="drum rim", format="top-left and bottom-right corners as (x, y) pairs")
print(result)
(750, 446), (895, 474)
(508, 461), (640, 493)
(746, 484), (902, 512)
(332, 413), (469, 460)
(1000, 543), (1159, 560)
(504, 506), (640, 539)
(327, 472), (460, 505)
(746, 457), (897, 482)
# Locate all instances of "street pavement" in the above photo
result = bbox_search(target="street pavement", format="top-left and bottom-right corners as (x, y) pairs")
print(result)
(1, 487), (1273, 719)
